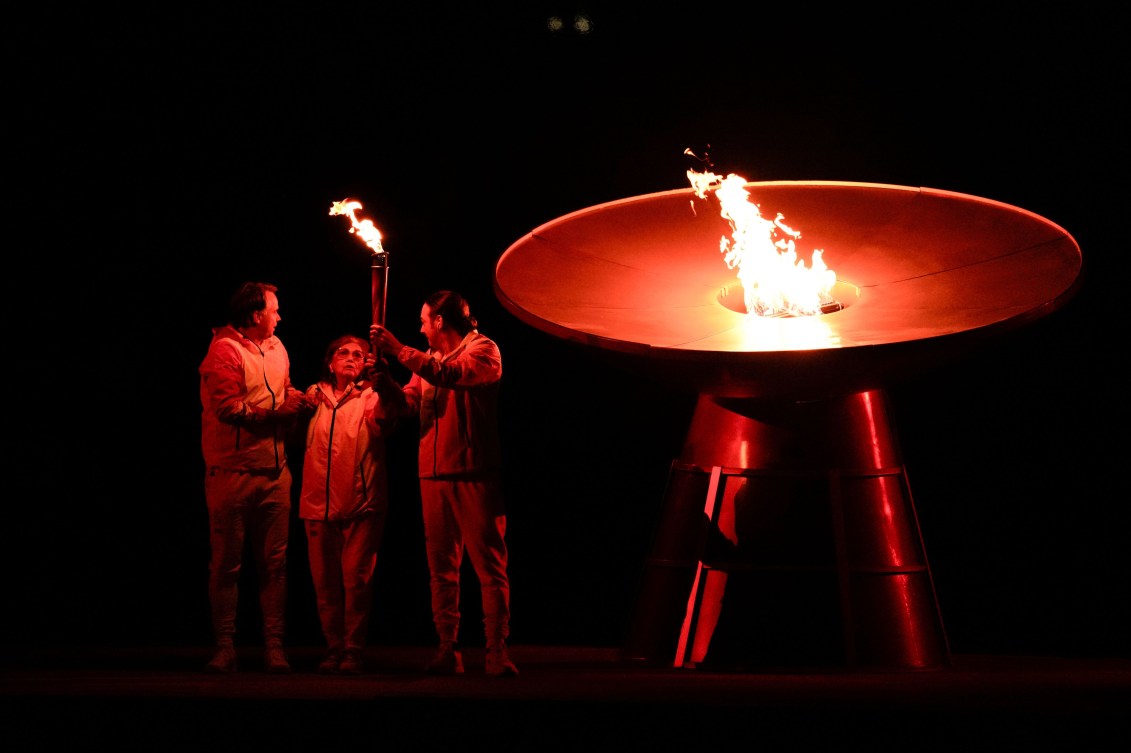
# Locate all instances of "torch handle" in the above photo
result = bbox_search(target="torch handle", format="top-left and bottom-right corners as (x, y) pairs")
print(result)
(371, 252), (389, 327)
(371, 253), (389, 365)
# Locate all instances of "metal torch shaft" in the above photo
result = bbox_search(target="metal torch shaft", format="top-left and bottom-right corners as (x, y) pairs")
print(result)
(371, 251), (389, 327)
(371, 252), (389, 364)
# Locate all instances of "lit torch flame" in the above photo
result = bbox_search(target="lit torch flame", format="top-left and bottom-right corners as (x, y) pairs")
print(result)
(688, 170), (836, 318)
(329, 199), (385, 256)
(329, 198), (389, 328)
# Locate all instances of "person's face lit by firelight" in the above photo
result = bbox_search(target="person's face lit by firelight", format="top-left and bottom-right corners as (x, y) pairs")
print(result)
(329, 340), (368, 387)
(419, 303), (444, 353)
(246, 290), (281, 343)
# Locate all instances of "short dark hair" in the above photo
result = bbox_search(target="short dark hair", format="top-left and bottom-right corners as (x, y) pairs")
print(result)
(426, 290), (477, 336)
(228, 281), (277, 329)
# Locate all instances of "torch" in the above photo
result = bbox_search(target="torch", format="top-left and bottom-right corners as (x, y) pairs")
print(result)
(371, 249), (389, 328)
(329, 198), (388, 350)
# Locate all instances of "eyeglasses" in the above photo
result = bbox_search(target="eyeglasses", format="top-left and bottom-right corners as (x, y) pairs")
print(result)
(333, 348), (366, 361)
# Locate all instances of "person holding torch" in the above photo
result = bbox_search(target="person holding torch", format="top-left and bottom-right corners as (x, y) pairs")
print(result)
(370, 290), (519, 677)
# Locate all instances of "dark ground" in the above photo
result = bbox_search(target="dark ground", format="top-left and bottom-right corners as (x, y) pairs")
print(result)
(4, 645), (1130, 751)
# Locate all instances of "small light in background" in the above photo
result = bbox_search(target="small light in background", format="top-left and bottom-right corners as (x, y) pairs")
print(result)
(546, 12), (593, 35)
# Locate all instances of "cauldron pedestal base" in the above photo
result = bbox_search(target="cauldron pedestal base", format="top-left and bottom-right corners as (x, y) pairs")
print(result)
(624, 389), (950, 670)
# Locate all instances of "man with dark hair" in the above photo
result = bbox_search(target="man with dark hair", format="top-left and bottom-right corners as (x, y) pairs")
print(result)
(371, 290), (518, 676)
(198, 281), (313, 674)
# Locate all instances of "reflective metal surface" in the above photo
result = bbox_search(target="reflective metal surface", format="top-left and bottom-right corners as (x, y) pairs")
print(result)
(494, 182), (1082, 670)
(495, 181), (1082, 399)
(625, 390), (949, 669)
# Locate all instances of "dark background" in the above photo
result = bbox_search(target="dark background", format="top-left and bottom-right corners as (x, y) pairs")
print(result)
(11, 5), (1127, 658)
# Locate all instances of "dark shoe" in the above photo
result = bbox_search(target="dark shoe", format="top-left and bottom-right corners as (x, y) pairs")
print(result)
(338, 648), (364, 675)
(204, 646), (238, 674)
(265, 644), (293, 674)
(485, 643), (519, 677)
(318, 649), (342, 674)
(424, 641), (464, 675)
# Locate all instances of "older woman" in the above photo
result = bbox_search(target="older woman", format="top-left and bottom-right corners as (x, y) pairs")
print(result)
(299, 334), (403, 674)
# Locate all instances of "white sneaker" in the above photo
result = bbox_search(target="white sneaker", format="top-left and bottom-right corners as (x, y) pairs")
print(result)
(424, 642), (464, 674)
(318, 649), (342, 674)
(339, 648), (364, 675)
(204, 645), (238, 674)
(486, 644), (519, 677)
(264, 644), (292, 674)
